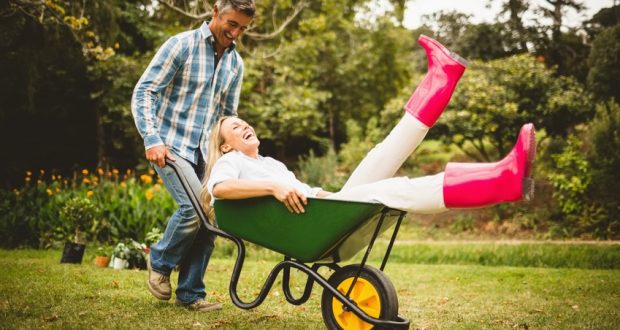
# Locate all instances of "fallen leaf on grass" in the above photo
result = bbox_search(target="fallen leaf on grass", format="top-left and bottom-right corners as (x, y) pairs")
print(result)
(438, 296), (449, 304)
(571, 305), (579, 311)
(253, 314), (280, 323)
(209, 319), (233, 327)
(44, 315), (59, 322)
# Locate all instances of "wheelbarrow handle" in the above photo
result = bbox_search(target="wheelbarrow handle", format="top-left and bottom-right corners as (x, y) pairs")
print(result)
(163, 158), (226, 236)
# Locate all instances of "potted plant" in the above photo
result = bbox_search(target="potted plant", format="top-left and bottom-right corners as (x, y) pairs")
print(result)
(125, 239), (147, 270)
(94, 246), (112, 268)
(144, 227), (164, 254)
(112, 242), (130, 270)
(59, 197), (98, 264)
(111, 239), (147, 270)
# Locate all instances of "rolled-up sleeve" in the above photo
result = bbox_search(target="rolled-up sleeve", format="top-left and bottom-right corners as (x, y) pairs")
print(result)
(207, 156), (241, 203)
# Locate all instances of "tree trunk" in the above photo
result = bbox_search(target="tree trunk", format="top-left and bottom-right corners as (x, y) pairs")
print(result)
(553, 0), (563, 39)
(328, 109), (336, 151)
(95, 106), (107, 168)
(508, 0), (529, 51)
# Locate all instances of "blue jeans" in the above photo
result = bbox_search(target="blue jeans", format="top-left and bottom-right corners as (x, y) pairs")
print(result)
(150, 151), (215, 304)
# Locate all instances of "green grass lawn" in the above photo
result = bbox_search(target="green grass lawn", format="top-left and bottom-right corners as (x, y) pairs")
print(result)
(1, 245), (619, 329)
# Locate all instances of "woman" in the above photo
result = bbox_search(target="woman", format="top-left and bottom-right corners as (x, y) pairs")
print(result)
(201, 35), (535, 215)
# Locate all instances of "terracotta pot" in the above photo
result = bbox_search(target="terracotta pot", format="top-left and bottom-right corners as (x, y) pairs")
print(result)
(95, 255), (110, 268)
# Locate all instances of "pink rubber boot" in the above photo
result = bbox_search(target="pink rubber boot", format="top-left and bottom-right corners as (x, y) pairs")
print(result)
(404, 35), (468, 127)
(443, 123), (536, 208)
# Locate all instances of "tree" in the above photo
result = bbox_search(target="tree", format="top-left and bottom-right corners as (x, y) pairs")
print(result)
(433, 54), (593, 161)
(419, 10), (472, 51)
(587, 24), (620, 102)
(0, 5), (97, 186)
(155, 0), (307, 41)
(526, 0), (592, 81)
(538, 0), (585, 39)
(418, 10), (518, 61)
(494, 0), (531, 52)
(1, 0), (165, 182)
(241, 1), (412, 159)
(584, 4), (620, 38)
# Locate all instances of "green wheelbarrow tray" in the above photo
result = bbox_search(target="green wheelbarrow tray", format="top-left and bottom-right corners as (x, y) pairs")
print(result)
(214, 197), (397, 263)
(164, 159), (410, 329)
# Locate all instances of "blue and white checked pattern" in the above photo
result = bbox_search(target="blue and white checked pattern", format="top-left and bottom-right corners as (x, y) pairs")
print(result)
(132, 22), (243, 165)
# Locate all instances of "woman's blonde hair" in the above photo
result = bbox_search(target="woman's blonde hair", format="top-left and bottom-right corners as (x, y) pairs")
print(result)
(200, 116), (232, 222)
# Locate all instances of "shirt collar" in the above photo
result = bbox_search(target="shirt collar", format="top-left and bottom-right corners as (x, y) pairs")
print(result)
(200, 21), (237, 51)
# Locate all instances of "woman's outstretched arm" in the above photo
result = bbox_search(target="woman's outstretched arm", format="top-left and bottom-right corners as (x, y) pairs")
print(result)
(212, 179), (309, 214)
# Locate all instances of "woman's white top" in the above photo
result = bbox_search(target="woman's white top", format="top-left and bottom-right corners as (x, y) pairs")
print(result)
(206, 150), (322, 204)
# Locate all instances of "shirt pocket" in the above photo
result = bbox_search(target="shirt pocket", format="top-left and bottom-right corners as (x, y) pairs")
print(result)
(214, 66), (239, 98)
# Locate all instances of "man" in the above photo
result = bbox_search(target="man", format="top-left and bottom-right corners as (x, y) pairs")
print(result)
(131, 0), (255, 312)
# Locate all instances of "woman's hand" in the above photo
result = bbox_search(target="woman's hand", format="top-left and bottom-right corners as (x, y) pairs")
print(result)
(272, 183), (307, 214)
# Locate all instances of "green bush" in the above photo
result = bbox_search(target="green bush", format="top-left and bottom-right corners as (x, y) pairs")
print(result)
(584, 101), (620, 238)
(544, 101), (620, 239)
(296, 147), (345, 192)
(59, 196), (99, 243)
(0, 168), (174, 248)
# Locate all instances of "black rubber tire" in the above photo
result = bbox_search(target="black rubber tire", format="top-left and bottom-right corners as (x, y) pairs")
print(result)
(320, 264), (399, 330)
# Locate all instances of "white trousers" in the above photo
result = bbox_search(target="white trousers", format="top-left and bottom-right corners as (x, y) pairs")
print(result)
(327, 114), (447, 213)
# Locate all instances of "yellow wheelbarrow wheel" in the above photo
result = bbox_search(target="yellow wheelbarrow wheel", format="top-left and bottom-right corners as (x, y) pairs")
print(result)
(321, 264), (398, 330)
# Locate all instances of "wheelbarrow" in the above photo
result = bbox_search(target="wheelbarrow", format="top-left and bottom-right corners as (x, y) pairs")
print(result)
(166, 159), (410, 329)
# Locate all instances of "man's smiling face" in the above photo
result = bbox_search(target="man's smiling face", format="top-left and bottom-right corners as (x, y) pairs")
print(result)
(209, 7), (252, 50)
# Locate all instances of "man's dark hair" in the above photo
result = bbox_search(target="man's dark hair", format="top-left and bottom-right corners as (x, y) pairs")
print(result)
(216, 0), (256, 18)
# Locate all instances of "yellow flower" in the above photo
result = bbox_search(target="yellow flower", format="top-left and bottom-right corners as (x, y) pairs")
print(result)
(148, 169), (155, 175)
(13, 189), (20, 197)
(145, 188), (154, 201)
(120, 182), (127, 188)
(25, 177), (31, 183)
(112, 169), (119, 175)
(55, 187), (60, 193)
(86, 190), (94, 197)
(98, 168), (104, 176)
(82, 169), (89, 175)
(83, 178), (91, 185)
(40, 169), (45, 175)
(26, 171), (32, 177)
(37, 180), (42, 185)
(153, 183), (162, 192)
(46, 189), (53, 196)
(140, 174), (153, 185)
(57, 174), (62, 180)
(51, 175), (56, 181)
